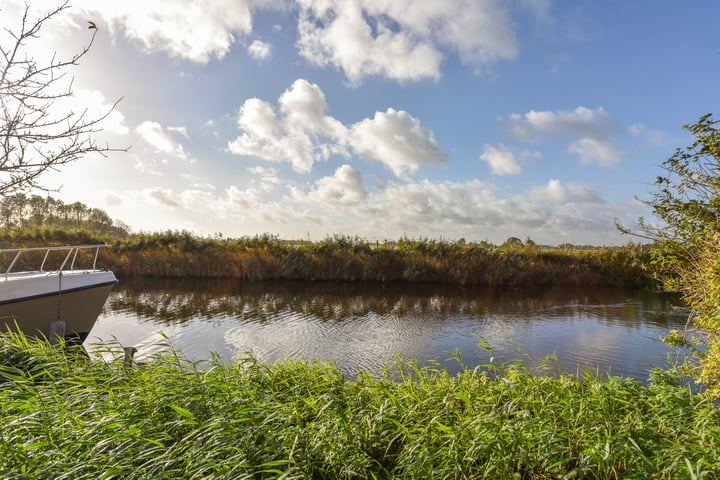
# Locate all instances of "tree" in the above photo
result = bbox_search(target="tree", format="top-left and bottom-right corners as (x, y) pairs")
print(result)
(622, 114), (720, 395)
(501, 236), (523, 249)
(619, 114), (720, 286)
(0, 1), (125, 196)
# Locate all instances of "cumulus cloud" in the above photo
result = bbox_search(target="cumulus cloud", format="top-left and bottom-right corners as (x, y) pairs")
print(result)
(228, 80), (348, 172)
(7, 0), (528, 83)
(228, 79), (446, 175)
(224, 185), (259, 210)
(569, 137), (624, 166)
(295, 0), (518, 83)
(118, 175), (638, 245)
(528, 179), (604, 204)
(506, 106), (618, 142)
(76, 0), (255, 63)
(504, 106), (625, 166)
(135, 121), (189, 160)
(296, 1), (441, 83)
(301, 164), (367, 205)
(277, 79), (344, 135)
(350, 109), (447, 176)
(70, 89), (129, 136)
(248, 39), (272, 60)
(139, 184), (262, 215)
(342, 178), (617, 242)
(480, 144), (523, 175)
(365, 179), (499, 227)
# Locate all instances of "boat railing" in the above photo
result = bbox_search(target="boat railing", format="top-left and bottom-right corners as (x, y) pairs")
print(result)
(0, 245), (109, 280)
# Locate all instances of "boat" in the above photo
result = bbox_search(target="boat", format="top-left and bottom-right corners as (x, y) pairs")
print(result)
(0, 245), (117, 343)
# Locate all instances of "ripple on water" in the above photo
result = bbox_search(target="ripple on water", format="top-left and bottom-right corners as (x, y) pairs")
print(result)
(89, 280), (690, 382)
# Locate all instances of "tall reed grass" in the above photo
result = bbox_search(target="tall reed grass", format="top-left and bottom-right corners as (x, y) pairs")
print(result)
(0, 228), (657, 288)
(0, 332), (717, 479)
(107, 234), (657, 288)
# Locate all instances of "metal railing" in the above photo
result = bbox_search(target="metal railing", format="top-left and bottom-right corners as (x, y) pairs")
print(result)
(0, 245), (109, 280)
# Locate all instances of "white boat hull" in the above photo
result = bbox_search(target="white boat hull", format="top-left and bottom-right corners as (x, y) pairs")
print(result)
(0, 270), (117, 340)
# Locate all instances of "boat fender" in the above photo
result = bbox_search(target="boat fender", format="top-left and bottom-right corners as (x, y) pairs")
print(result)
(49, 318), (66, 344)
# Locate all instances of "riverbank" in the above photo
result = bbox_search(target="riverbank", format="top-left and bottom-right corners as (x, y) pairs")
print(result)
(0, 228), (658, 288)
(0, 332), (716, 479)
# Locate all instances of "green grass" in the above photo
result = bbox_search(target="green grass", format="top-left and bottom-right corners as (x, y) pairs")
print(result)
(0, 332), (718, 479)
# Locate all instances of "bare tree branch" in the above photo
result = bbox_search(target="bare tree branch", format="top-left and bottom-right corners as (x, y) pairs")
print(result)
(0, 1), (127, 196)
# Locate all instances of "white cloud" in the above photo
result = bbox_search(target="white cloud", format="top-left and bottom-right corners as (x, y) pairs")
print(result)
(247, 166), (278, 176)
(304, 164), (367, 205)
(365, 179), (499, 227)
(295, 0), (518, 83)
(349, 108), (447, 176)
(71, 89), (129, 136)
(248, 39), (272, 60)
(114, 175), (640, 245)
(504, 106), (625, 166)
(506, 106), (619, 142)
(135, 121), (189, 160)
(138, 184), (261, 216)
(296, 1), (442, 84)
(6, 0), (525, 83)
(237, 98), (282, 139)
(247, 166), (281, 192)
(480, 144), (523, 175)
(79, 0), (255, 63)
(229, 79), (445, 176)
(133, 156), (165, 176)
(343, 178), (615, 242)
(1, 1), (83, 64)
(228, 80), (348, 172)
(167, 126), (190, 139)
(528, 179), (603, 204)
(372, 0), (518, 65)
(277, 80), (343, 135)
(224, 185), (259, 210)
(569, 137), (624, 166)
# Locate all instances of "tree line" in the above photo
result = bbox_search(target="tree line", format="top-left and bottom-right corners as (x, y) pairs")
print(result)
(0, 194), (129, 237)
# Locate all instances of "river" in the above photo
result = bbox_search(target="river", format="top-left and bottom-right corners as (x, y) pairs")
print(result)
(85, 277), (690, 381)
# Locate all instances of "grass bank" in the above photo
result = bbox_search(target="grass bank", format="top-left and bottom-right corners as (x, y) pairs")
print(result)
(0, 332), (717, 479)
(0, 228), (657, 288)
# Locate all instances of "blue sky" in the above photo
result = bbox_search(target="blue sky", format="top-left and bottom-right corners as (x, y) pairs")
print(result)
(3, 0), (719, 244)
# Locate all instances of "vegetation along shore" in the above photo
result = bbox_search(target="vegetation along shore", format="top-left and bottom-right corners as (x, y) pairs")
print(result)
(0, 223), (656, 289)
(1, 331), (719, 479)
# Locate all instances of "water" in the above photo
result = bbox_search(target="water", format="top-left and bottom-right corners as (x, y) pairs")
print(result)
(86, 277), (691, 381)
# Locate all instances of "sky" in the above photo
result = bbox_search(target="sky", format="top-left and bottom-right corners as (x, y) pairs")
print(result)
(2, 0), (719, 245)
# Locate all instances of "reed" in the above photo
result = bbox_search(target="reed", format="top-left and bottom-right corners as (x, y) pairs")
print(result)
(0, 228), (658, 288)
(0, 332), (717, 479)
(104, 234), (657, 288)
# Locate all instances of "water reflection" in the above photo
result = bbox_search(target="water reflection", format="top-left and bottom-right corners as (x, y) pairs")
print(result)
(87, 277), (690, 381)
